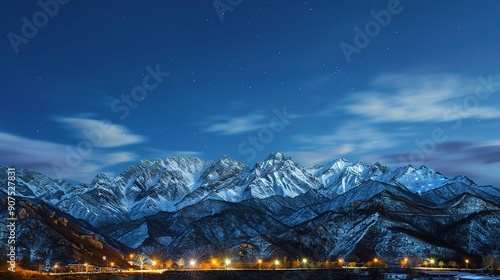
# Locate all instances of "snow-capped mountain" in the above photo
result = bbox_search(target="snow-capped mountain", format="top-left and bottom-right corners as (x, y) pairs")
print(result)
(244, 152), (322, 199)
(307, 158), (391, 197)
(1, 152), (499, 266)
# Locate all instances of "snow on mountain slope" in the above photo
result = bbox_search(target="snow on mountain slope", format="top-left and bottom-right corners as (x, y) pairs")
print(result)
(174, 156), (250, 207)
(380, 165), (448, 193)
(2, 152), (498, 228)
(309, 159), (391, 197)
(326, 179), (427, 212)
(0, 167), (76, 203)
(55, 157), (217, 225)
(2, 152), (500, 265)
(244, 152), (322, 199)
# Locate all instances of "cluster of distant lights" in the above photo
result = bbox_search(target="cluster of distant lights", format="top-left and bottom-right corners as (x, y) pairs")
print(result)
(50, 255), (473, 272)
(148, 256), (470, 269)
(125, 254), (336, 269)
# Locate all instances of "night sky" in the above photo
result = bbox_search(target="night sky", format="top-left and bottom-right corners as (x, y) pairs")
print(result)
(1, 0), (500, 185)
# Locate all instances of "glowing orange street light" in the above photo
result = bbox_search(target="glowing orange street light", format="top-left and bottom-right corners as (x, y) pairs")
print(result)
(258, 259), (262, 269)
(210, 258), (217, 269)
(465, 259), (469, 269)
(274, 259), (280, 268)
(54, 264), (58, 274)
(403, 257), (409, 267)
(189, 259), (196, 269)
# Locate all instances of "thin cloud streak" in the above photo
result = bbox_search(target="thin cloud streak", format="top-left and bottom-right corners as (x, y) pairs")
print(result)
(204, 112), (268, 135)
(0, 128), (143, 183)
(343, 73), (500, 123)
(0, 132), (66, 168)
(379, 140), (500, 186)
(55, 117), (146, 147)
(291, 123), (402, 165)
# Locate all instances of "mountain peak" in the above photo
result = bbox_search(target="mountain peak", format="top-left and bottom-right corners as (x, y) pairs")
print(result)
(217, 155), (242, 165)
(323, 157), (349, 168)
(266, 151), (288, 161)
(449, 175), (475, 186)
(91, 173), (110, 184)
(219, 155), (231, 161)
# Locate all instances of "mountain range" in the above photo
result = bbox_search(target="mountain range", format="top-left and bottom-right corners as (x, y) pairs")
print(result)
(1, 152), (499, 268)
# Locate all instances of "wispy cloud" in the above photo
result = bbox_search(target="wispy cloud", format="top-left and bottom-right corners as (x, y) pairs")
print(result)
(290, 122), (403, 165)
(343, 73), (500, 123)
(55, 116), (146, 147)
(434, 140), (500, 165)
(0, 117), (148, 182)
(0, 132), (66, 168)
(203, 112), (268, 135)
(0, 132), (141, 182)
(379, 140), (500, 186)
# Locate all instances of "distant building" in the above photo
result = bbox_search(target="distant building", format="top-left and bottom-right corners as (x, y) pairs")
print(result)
(417, 271), (460, 280)
(383, 273), (409, 279)
(68, 263), (95, 272)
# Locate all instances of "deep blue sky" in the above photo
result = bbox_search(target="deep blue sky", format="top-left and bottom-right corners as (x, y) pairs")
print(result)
(1, 0), (500, 186)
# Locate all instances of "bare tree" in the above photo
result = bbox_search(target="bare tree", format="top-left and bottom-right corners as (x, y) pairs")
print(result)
(135, 253), (150, 270)
(448, 261), (458, 268)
